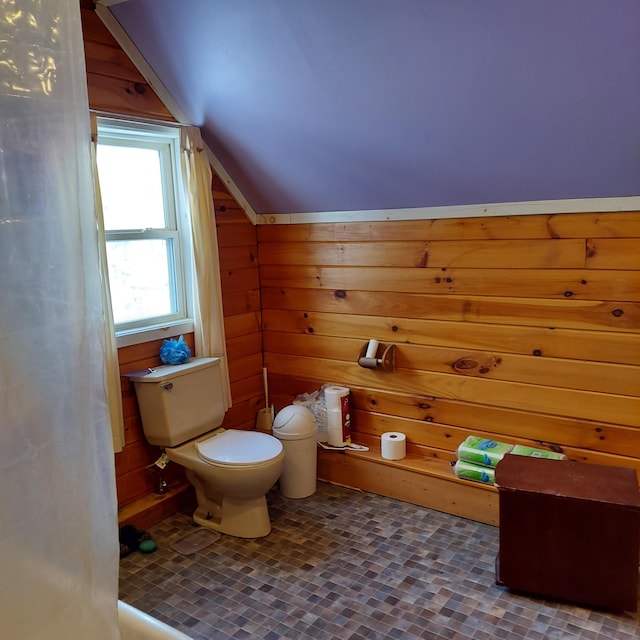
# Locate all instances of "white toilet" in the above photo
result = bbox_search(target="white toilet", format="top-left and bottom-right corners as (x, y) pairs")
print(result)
(130, 357), (284, 538)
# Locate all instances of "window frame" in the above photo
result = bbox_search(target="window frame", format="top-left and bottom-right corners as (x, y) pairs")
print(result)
(97, 117), (194, 348)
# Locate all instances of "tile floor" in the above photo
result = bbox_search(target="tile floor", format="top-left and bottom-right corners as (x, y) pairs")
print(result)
(119, 481), (639, 639)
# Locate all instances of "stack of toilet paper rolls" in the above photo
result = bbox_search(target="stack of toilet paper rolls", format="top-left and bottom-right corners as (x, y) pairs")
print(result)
(325, 385), (351, 446)
(453, 435), (566, 485)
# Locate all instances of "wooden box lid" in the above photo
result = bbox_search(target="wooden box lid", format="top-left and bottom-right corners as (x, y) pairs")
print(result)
(495, 455), (640, 509)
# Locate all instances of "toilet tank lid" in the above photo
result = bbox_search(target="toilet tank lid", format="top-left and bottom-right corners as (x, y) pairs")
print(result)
(127, 357), (220, 383)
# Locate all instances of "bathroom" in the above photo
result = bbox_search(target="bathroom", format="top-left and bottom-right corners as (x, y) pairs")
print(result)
(3, 1), (640, 638)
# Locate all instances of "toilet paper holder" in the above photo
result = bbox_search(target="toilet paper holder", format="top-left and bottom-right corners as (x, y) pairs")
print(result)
(358, 341), (395, 372)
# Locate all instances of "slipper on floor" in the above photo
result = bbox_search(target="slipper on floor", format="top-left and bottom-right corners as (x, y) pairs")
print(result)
(119, 525), (152, 558)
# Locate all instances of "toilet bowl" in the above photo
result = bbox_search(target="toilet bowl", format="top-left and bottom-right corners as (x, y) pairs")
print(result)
(167, 428), (284, 538)
(129, 358), (285, 539)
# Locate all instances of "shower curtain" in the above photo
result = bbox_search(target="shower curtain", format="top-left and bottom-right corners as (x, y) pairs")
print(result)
(0, 1), (120, 638)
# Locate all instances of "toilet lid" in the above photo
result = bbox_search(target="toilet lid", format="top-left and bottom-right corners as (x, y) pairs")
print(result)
(196, 429), (282, 465)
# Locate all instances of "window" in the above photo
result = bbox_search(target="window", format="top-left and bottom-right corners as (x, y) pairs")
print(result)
(96, 118), (193, 347)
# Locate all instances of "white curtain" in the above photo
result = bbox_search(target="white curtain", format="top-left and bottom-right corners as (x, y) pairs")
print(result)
(180, 126), (232, 410)
(90, 113), (126, 453)
(0, 1), (120, 638)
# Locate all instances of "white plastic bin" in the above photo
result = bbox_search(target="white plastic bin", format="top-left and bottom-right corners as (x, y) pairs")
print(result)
(272, 405), (318, 498)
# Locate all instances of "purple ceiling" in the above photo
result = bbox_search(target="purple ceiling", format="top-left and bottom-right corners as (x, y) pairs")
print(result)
(111, 1), (640, 215)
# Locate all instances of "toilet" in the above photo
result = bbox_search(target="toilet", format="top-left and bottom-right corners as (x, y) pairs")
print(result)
(130, 357), (284, 538)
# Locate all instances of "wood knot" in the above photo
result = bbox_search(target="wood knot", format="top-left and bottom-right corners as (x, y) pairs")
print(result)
(452, 359), (478, 370)
(452, 355), (499, 375)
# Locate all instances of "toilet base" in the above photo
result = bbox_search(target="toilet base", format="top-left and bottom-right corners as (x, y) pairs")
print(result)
(192, 496), (272, 538)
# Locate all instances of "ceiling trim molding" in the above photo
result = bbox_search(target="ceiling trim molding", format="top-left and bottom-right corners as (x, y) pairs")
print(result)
(94, 4), (258, 225)
(255, 196), (640, 225)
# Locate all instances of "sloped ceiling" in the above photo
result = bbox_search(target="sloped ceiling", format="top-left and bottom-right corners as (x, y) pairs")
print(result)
(108, 0), (640, 216)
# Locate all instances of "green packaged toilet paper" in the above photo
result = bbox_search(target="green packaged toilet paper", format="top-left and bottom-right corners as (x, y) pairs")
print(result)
(453, 460), (495, 485)
(456, 436), (513, 468)
(511, 445), (565, 460)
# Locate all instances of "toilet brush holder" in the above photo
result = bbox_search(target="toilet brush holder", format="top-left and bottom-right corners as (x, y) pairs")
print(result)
(256, 366), (275, 433)
(256, 404), (275, 433)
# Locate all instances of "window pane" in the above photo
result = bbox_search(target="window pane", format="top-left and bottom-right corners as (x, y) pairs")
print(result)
(106, 239), (175, 324)
(97, 144), (166, 230)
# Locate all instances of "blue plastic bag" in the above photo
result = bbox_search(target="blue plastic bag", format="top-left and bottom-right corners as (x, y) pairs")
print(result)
(159, 335), (191, 365)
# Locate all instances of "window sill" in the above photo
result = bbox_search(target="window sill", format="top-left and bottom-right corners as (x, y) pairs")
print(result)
(116, 320), (194, 349)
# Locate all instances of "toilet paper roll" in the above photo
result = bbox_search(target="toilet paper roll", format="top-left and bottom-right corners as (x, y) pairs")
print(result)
(324, 385), (349, 411)
(365, 339), (379, 359)
(381, 431), (406, 460)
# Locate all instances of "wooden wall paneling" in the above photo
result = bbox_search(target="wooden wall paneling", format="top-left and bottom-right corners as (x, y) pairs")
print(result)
(219, 245), (259, 270)
(215, 181), (265, 434)
(263, 309), (639, 365)
(84, 38), (145, 80)
(260, 265), (640, 302)
(224, 311), (262, 339)
(264, 352), (640, 427)
(261, 287), (640, 333)
(551, 212), (640, 238)
(228, 374), (265, 406)
(267, 374), (640, 461)
(217, 223), (260, 249)
(259, 239), (587, 269)
(226, 332), (263, 361)
(228, 353), (265, 383)
(81, 7), (174, 121)
(220, 266), (261, 294)
(263, 330), (639, 396)
(81, 7), (117, 45)
(216, 194), (259, 248)
(222, 289), (262, 316)
(585, 238), (640, 270)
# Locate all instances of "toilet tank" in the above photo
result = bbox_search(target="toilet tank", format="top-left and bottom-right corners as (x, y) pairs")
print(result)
(129, 357), (226, 447)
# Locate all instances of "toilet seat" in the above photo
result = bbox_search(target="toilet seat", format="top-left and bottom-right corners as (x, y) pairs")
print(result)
(196, 429), (283, 467)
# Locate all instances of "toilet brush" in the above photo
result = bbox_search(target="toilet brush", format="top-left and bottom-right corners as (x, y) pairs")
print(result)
(256, 367), (275, 433)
